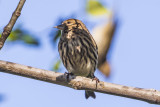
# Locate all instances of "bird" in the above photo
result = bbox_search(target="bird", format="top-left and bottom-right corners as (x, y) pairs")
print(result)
(54, 19), (99, 99)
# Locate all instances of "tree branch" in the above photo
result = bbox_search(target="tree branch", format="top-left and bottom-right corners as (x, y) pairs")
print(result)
(0, 0), (26, 50)
(0, 60), (160, 104)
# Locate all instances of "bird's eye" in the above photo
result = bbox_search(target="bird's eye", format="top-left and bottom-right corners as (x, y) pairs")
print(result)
(67, 22), (71, 24)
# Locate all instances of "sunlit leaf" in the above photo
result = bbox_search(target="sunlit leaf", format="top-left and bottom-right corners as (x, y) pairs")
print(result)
(8, 31), (19, 41)
(53, 60), (61, 71)
(86, 0), (109, 16)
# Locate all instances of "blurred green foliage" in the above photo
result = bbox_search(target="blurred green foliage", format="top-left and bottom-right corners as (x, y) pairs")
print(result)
(86, 0), (109, 16)
(0, 28), (39, 46)
(53, 60), (61, 72)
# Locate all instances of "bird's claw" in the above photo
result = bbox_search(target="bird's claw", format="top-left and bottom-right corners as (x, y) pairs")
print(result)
(64, 72), (73, 81)
(92, 77), (100, 88)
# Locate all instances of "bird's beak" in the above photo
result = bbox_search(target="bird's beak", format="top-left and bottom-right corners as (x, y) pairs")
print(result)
(54, 24), (64, 30)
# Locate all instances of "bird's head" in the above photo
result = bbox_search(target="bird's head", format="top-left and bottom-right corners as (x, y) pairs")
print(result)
(54, 19), (87, 31)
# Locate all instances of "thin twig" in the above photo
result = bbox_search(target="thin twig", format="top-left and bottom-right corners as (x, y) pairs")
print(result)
(0, 0), (26, 50)
(0, 60), (160, 104)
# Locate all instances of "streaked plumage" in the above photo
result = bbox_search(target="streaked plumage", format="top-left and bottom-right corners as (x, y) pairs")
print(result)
(55, 19), (98, 99)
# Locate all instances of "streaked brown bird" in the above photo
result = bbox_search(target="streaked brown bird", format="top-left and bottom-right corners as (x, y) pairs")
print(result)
(55, 19), (98, 99)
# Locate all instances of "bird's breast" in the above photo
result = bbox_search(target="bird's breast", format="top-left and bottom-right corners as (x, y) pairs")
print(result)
(65, 41), (92, 77)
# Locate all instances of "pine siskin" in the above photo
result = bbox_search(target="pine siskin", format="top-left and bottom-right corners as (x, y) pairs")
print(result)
(55, 19), (98, 99)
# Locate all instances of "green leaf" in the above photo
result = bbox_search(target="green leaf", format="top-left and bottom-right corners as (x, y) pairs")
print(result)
(53, 60), (61, 71)
(86, 0), (109, 16)
(5, 28), (39, 46)
(21, 35), (39, 45)
(8, 31), (19, 41)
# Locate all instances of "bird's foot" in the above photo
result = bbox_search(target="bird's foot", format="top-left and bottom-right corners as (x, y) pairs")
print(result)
(92, 77), (100, 88)
(64, 72), (74, 81)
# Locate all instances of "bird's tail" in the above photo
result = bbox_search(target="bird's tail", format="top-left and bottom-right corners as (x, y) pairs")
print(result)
(85, 90), (96, 99)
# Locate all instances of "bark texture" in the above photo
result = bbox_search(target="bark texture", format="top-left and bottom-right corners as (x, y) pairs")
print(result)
(0, 0), (26, 49)
(0, 60), (160, 104)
